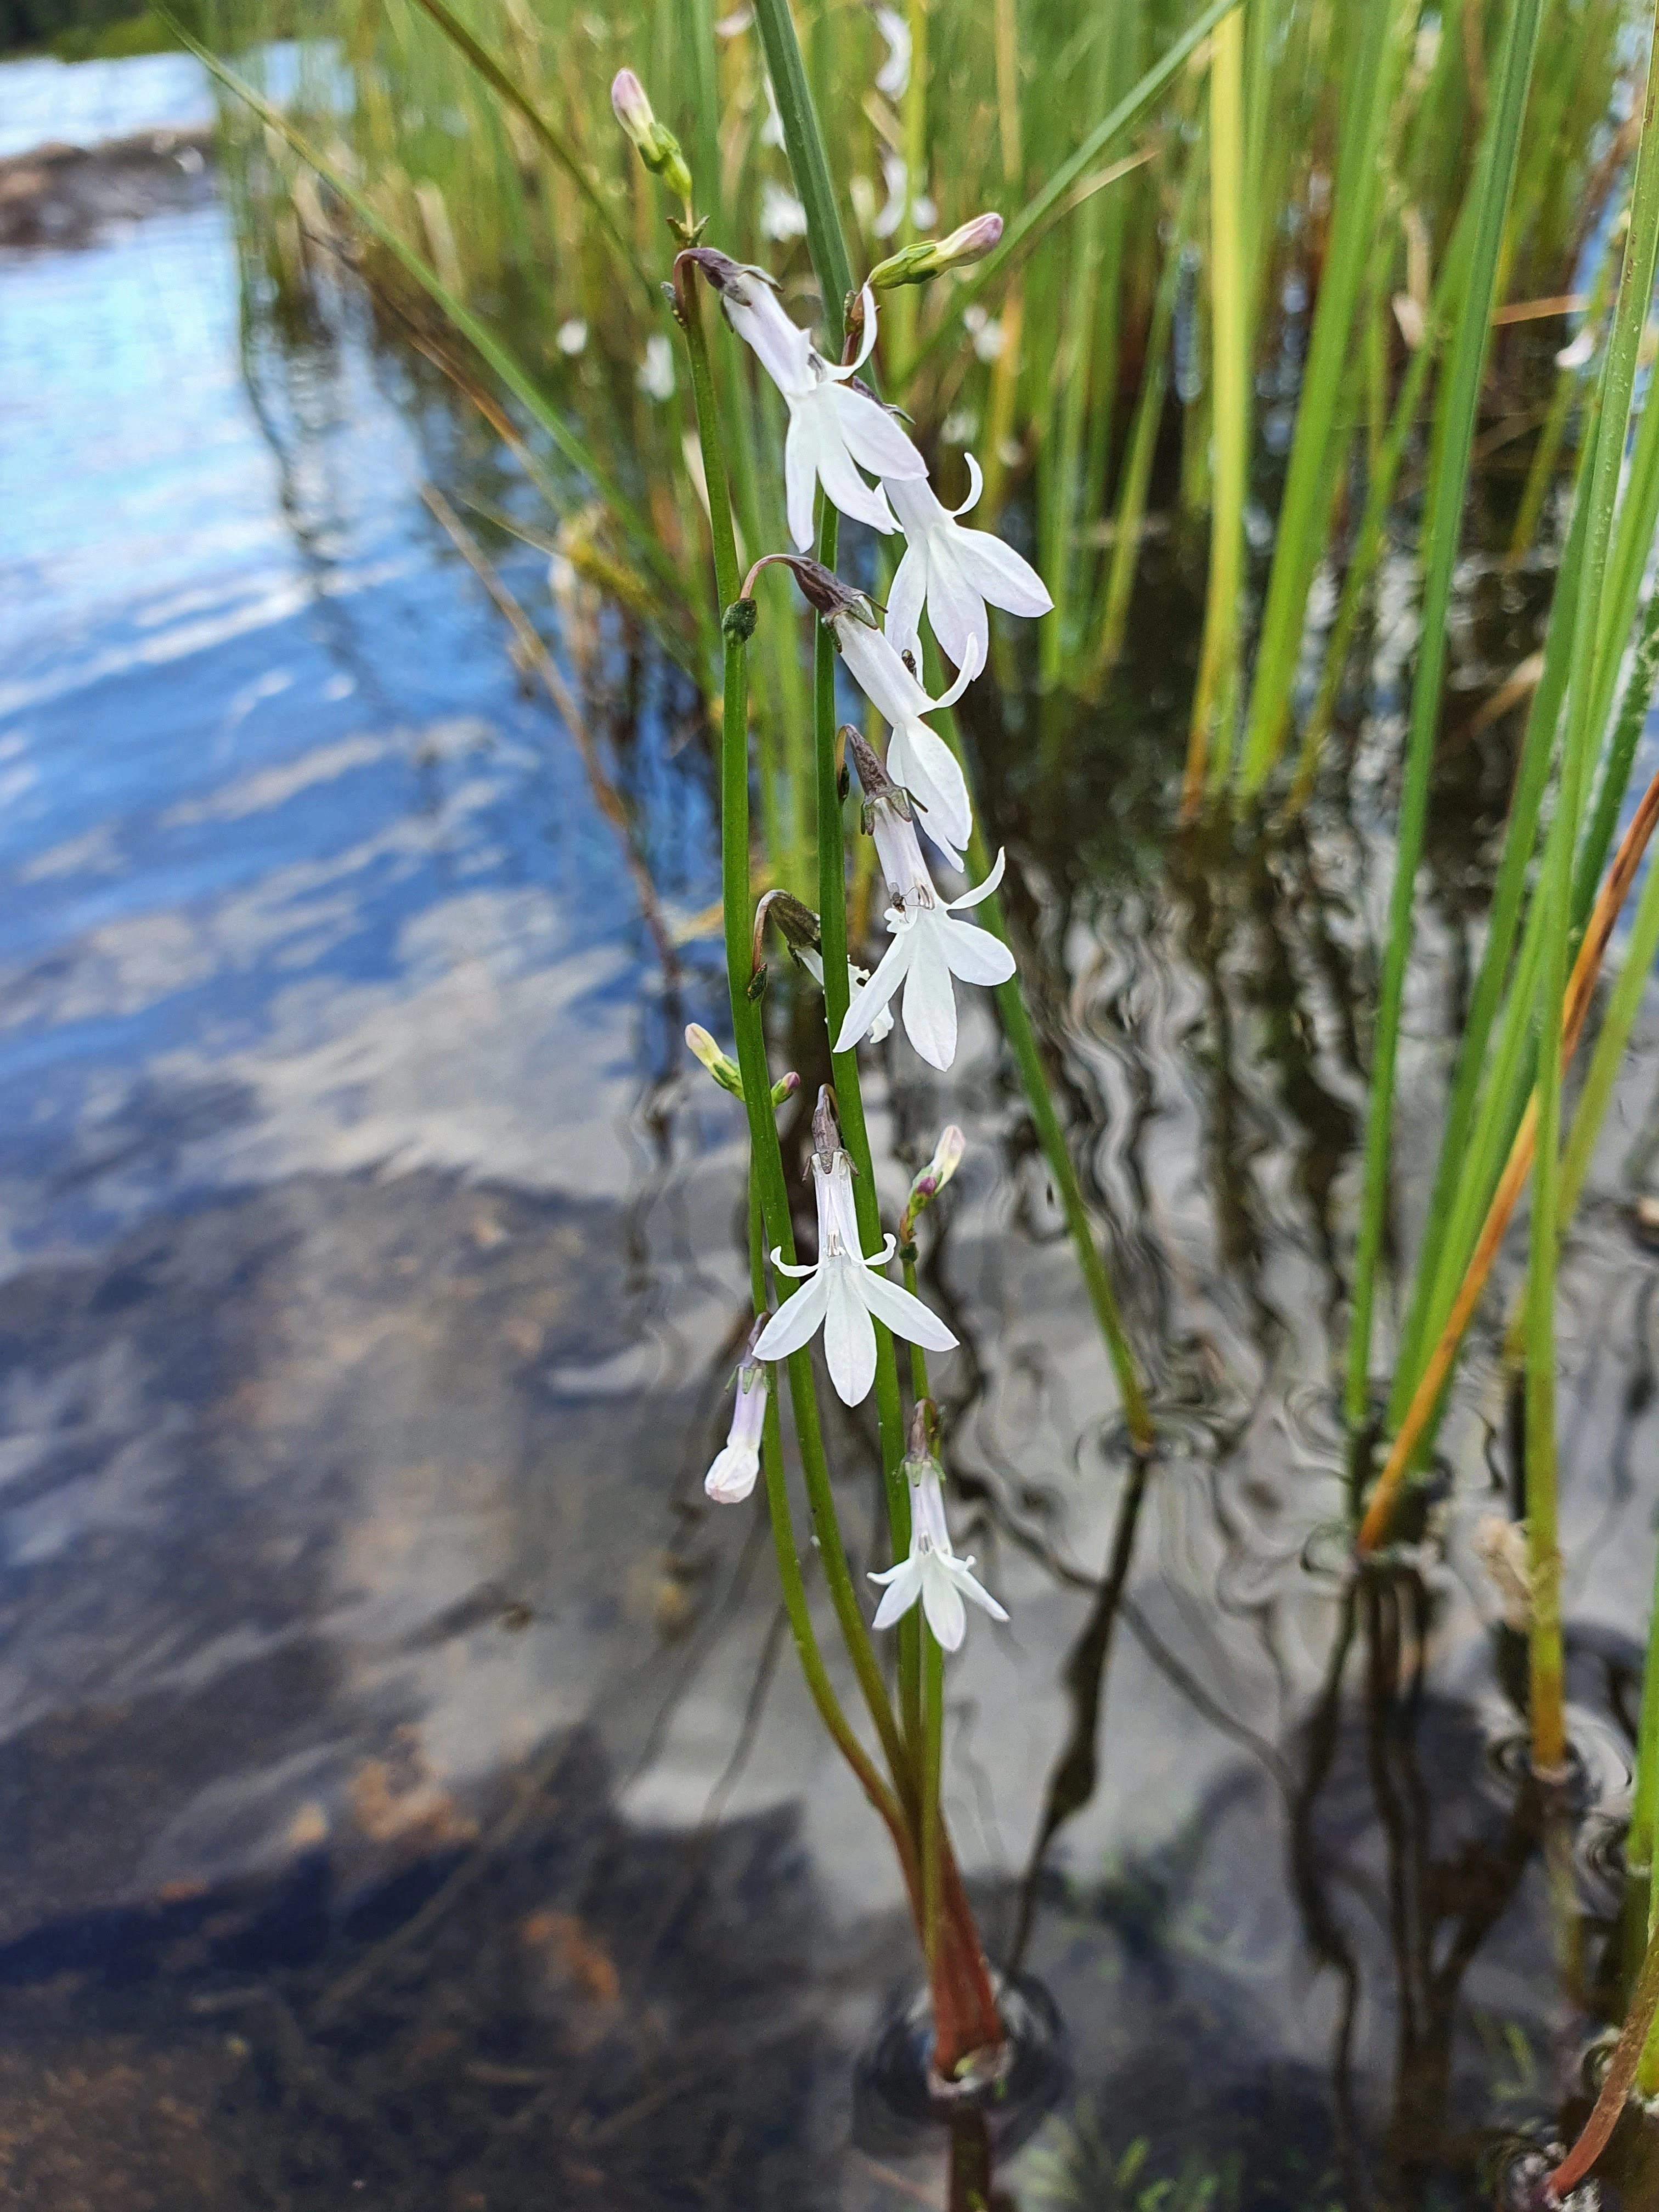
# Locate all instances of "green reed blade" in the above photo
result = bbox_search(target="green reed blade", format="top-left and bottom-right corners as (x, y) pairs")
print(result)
(750, 0), (854, 345)
(167, 14), (690, 619)
(1343, 0), (1547, 1435)
(402, 0), (652, 300)
(1387, 430), (1596, 1423)
(900, 0), (1242, 388)
(1091, 142), (1204, 681)
(1182, 3), (1248, 806)
(1559, 590), (1659, 1228)
(1237, 0), (1409, 794)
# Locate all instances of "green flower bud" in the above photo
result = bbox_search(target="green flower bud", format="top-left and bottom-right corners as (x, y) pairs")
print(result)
(867, 212), (1003, 292)
(611, 69), (693, 204)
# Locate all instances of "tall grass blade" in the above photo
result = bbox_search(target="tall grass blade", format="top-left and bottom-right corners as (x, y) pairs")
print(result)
(166, 13), (687, 617)
(1237, 0), (1409, 793)
(1181, 4), (1246, 810)
(1343, 0), (1547, 1435)
(900, 0), (1242, 386)
(402, 0), (651, 298)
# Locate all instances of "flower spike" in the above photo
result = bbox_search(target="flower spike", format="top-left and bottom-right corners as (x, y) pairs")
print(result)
(752, 1089), (956, 1404)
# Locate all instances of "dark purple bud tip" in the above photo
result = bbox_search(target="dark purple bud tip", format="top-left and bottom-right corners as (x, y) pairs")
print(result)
(811, 1084), (842, 1163)
(678, 247), (777, 296)
(844, 726), (895, 799)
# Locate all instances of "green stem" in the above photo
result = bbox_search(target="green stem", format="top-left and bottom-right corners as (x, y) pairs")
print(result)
(1183, 4), (1247, 806)
(721, 606), (910, 1796)
(812, 506), (919, 1748)
(747, 1166), (913, 1852)
(675, 263), (742, 616)
(922, 1628), (944, 1968)
(902, 1257), (932, 1403)
(1344, 0), (1547, 1434)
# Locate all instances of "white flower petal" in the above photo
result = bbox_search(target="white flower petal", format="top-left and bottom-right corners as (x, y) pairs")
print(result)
(950, 524), (1054, 618)
(951, 453), (985, 518)
(949, 1557), (1009, 1622)
(724, 281), (814, 395)
(833, 927), (915, 1052)
(753, 1272), (829, 1360)
(899, 924), (959, 1068)
(946, 845), (1006, 910)
(886, 721), (972, 867)
(925, 539), (990, 672)
(784, 410), (820, 550)
(870, 1554), (924, 1630)
(857, 1259), (959, 1351)
(811, 405), (899, 534)
(833, 385), (928, 480)
(820, 284), (883, 380)
(822, 1262), (879, 1403)
(921, 1557), (967, 1651)
(885, 541), (928, 668)
(941, 916), (1015, 988)
(705, 1443), (761, 1502)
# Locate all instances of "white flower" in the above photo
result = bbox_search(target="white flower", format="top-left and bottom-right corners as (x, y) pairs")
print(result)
(796, 947), (894, 1044)
(637, 334), (676, 400)
(556, 317), (589, 356)
(873, 5), (911, 98)
(828, 608), (979, 866)
(759, 178), (808, 240)
(874, 151), (909, 240)
(752, 1135), (956, 1405)
(834, 793), (1014, 1068)
(870, 1458), (1007, 1651)
(706, 1348), (769, 1502)
(884, 455), (1053, 675)
(714, 269), (926, 548)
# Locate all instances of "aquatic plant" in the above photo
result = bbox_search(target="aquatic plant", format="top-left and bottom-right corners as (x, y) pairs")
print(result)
(168, 0), (1659, 2189)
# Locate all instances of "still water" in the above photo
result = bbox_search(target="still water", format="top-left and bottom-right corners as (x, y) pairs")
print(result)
(4, 61), (1659, 2212)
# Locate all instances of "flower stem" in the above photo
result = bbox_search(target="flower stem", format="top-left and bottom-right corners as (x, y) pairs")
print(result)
(721, 603), (910, 1795)
(1546, 1908), (1659, 2199)
(674, 256), (742, 618)
(922, 1627), (944, 1969)
(811, 503), (921, 1750)
(746, 1169), (918, 1864)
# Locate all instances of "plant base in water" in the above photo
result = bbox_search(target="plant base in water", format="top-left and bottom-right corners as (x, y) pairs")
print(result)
(1491, 2137), (1600, 2210)
(853, 1973), (1068, 2160)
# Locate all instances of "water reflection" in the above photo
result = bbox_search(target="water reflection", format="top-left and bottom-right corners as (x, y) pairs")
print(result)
(5, 112), (1659, 2208)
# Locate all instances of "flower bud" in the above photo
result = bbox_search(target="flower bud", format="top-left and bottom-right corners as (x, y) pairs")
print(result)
(868, 212), (1003, 291)
(610, 67), (693, 202)
(686, 1023), (744, 1098)
(901, 1125), (966, 1242)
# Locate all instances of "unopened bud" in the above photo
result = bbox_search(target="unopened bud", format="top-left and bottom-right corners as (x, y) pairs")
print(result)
(868, 212), (1003, 291)
(901, 1125), (966, 1241)
(770, 1069), (801, 1108)
(686, 1023), (744, 1098)
(904, 1395), (941, 1474)
(611, 68), (693, 202)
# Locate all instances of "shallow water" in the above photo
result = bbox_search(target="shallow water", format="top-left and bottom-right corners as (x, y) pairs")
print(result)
(6, 76), (1659, 2212)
